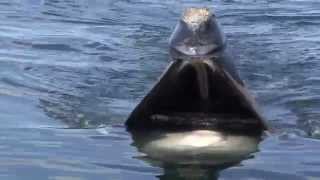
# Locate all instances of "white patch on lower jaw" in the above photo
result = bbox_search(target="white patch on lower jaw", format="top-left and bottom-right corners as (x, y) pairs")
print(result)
(178, 130), (223, 147)
(141, 130), (260, 165)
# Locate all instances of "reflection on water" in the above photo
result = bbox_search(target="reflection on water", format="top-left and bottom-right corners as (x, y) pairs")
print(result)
(156, 163), (227, 180)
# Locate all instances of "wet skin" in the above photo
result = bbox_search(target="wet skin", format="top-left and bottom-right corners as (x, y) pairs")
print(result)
(126, 8), (268, 136)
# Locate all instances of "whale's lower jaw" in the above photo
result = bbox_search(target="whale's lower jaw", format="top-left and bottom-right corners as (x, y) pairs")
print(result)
(133, 130), (260, 165)
(126, 60), (267, 135)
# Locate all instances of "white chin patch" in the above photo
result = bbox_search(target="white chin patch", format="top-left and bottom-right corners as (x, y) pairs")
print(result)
(180, 130), (223, 147)
(141, 130), (259, 165)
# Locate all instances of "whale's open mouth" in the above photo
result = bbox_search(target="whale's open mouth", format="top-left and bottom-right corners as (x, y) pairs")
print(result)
(126, 59), (267, 134)
(126, 7), (268, 135)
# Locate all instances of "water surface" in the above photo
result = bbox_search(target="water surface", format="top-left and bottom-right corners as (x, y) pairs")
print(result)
(0, 0), (320, 179)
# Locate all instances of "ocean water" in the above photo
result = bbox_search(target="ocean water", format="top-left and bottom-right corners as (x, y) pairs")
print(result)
(0, 0), (320, 179)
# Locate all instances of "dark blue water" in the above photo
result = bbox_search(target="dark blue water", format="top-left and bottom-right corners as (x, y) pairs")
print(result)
(0, 0), (320, 179)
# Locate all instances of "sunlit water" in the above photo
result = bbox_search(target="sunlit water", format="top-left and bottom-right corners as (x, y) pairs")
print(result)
(0, 0), (320, 179)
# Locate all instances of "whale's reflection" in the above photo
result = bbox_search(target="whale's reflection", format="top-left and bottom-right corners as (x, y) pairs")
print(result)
(130, 130), (262, 180)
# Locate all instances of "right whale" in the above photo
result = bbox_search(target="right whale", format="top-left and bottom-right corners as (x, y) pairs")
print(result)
(126, 7), (268, 136)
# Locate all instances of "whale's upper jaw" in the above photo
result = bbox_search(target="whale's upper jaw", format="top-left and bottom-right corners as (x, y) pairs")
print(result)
(182, 7), (212, 31)
(169, 8), (225, 58)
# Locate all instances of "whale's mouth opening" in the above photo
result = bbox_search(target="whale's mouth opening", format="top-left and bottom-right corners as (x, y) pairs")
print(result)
(126, 60), (267, 135)
(151, 61), (263, 133)
(153, 61), (250, 117)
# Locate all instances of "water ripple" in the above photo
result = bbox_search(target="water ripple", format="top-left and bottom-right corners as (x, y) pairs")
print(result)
(0, 0), (320, 179)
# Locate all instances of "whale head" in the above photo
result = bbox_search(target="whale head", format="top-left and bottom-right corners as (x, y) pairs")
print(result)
(126, 8), (268, 136)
